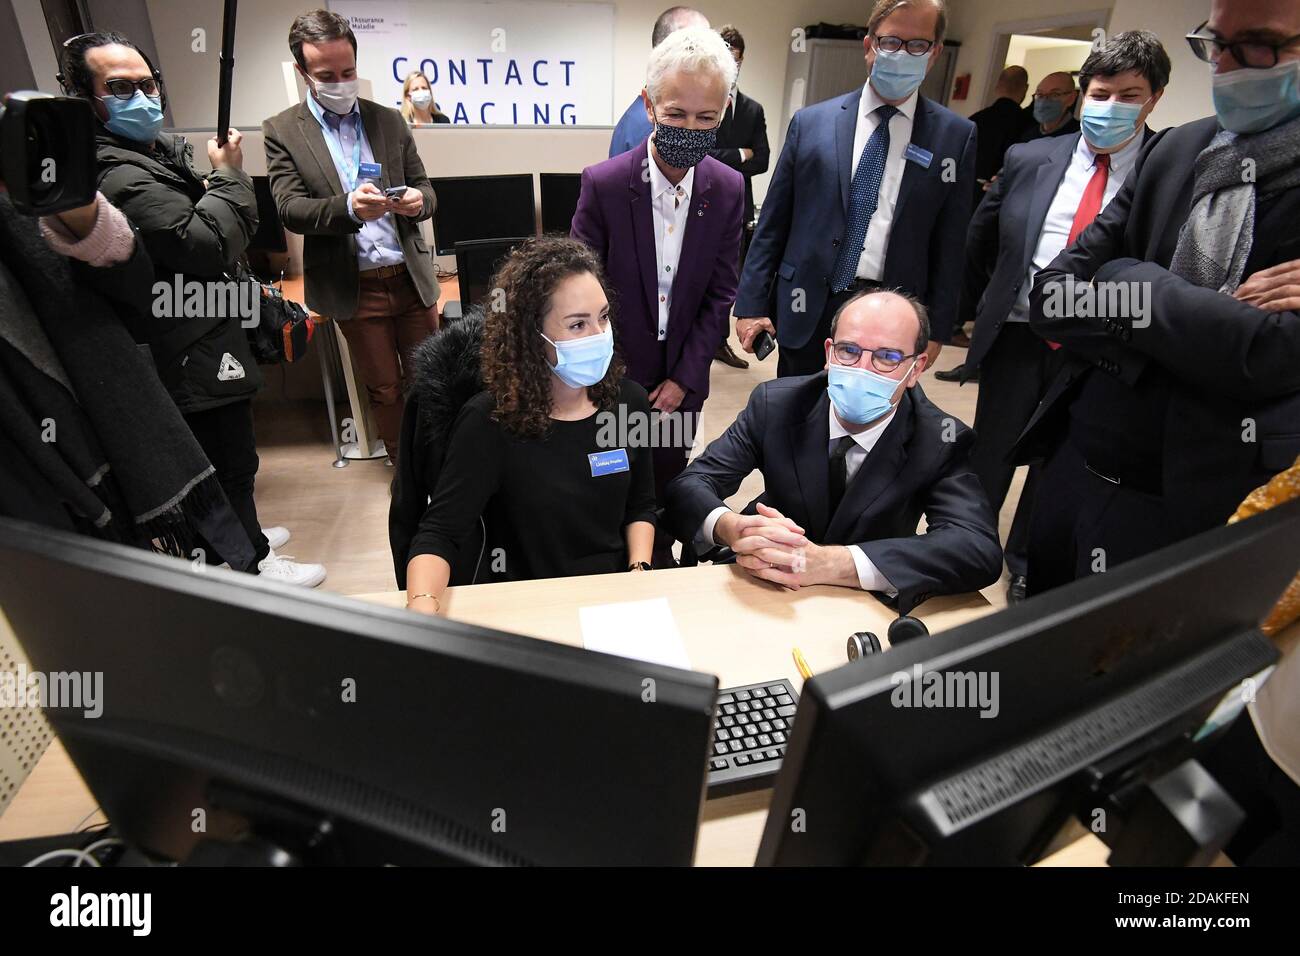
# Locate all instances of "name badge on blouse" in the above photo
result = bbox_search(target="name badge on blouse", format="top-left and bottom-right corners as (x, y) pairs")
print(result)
(357, 161), (382, 182)
(588, 449), (630, 477)
(903, 144), (933, 169)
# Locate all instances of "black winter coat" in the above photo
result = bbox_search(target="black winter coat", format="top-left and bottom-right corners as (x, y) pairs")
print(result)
(95, 130), (263, 414)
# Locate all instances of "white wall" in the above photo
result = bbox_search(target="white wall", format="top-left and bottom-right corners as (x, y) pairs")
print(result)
(11, 0), (61, 94)
(138, 0), (873, 206)
(1020, 44), (1092, 84)
(947, 0), (1214, 130)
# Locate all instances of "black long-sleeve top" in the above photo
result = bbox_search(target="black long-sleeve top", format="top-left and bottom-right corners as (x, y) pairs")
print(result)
(410, 379), (658, 582)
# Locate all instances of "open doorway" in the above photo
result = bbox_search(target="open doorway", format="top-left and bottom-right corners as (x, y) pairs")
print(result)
(982, 9), (1111, 109)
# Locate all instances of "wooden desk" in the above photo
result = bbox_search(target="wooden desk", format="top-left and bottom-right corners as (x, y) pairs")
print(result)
(0, 565), (1109, 865)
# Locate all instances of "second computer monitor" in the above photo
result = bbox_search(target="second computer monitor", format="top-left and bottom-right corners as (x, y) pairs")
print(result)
(540, 173), (583, 235)
(430, 173), (536, 255)
(759, 499), (1300, 866)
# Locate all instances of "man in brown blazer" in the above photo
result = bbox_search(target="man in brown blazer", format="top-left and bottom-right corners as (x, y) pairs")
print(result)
(263, 9), (439, 463)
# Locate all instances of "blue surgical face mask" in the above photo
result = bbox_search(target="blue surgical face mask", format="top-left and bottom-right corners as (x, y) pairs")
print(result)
(101, 90), (164, 143)
(1033, 94), (1068, 126)
(869, 48), (930, 101)
(1211, 59), (1300, 135)
(541, 325), (614, 388)
(1080, 98), (1147, 150)
(826, 360), (912, 425)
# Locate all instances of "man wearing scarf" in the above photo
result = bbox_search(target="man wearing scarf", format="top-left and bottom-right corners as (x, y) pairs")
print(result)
(1017, 0), (1300, 595)
(0, 189), (255, 568)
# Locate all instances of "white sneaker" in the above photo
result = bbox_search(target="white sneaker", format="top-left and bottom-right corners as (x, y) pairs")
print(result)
(263, 526), (291, 550)
(257, 549), (327, 588)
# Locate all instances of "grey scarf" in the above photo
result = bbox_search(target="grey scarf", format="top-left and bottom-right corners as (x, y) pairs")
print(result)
(1169, 114), (1300, 292)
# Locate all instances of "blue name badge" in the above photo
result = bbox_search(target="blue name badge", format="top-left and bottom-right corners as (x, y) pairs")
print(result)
(357, 161), (382, 182)
(903, 143), (934, 169)
(588, 449), (630, 478)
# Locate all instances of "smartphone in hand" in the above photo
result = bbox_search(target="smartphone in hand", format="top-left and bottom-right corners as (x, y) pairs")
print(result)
(754, 330), (776, 361)
(384, 185), (408, 200)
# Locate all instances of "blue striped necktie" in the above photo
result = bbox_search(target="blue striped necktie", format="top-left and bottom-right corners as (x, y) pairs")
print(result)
(831, 104), (899, 293)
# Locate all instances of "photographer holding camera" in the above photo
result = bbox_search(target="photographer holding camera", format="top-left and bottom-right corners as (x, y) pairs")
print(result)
(0, 92), (255, 565)
(59, 31), (325, 586)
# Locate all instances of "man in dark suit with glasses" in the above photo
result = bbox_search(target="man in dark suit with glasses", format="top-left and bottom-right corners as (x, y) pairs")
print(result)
(666, 289), (1001, 614)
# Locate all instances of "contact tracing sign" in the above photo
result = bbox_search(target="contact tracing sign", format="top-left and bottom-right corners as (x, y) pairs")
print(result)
(330, 0), (615, 125)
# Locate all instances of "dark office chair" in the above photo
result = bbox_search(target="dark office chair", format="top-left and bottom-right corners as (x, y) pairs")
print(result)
(440, 237), (530, 323)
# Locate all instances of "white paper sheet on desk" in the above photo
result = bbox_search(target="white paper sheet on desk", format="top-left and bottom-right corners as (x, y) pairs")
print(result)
(579, 598), (692, 670)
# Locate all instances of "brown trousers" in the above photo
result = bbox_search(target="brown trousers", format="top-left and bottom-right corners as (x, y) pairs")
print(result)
(337, 268), (439, 460)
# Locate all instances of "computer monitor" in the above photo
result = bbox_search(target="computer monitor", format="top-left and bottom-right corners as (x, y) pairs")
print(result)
(539, 173), (583, 235)
(0, 519), (717, 866)
(430, 174), (535, 255)
(758, 499), (1300, 867)
(248, 175), (287, 253)
(455, 237), (529, 312)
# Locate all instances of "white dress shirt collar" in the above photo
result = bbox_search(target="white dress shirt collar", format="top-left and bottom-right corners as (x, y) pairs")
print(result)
(646, 140), (695, 202)
(862, 81), (919, 123)
(828, 400), (897, 454)
(1075, 124), (1145, 178)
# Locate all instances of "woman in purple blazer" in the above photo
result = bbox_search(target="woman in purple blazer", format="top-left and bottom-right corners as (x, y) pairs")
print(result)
(571, 26), (745, 515)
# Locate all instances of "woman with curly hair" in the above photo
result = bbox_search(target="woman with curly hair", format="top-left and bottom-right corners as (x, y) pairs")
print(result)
(403, 237), (657, 614)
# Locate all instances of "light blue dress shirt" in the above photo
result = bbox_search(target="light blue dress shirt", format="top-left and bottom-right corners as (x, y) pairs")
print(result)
(305, 94), (405, 271)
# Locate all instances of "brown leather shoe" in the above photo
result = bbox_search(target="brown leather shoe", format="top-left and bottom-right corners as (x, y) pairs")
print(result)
(715, 341), (750, 369)
(949, 330), (972, 348)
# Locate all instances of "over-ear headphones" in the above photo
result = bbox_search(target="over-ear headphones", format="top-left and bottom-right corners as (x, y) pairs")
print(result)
(846, 614), (930, 660)
(55, 32), (168, 112)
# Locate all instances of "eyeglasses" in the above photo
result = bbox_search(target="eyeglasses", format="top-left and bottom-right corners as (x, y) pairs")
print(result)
(831, 341), (918, 373)
(873, 35), (935, 56)
(100, 77), (162, 100)
(1033, 90), (1076, 100)
(60, 33), (163, 98)
(1185, 20), (1300, 68)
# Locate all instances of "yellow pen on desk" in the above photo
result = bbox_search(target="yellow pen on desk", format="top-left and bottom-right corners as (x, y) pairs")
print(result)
(792, 647), (814, 681)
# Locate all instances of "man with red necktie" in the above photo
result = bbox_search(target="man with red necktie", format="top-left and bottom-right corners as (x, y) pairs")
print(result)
(955, 31), (1169, 602)
(1021, 0), (1300, 596)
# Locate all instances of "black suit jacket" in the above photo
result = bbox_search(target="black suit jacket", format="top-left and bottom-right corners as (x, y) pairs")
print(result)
(710, 89), (770, 223)
(1020, 116), (1300, 536)
(735, 89), (977, 345)
(1015, 115), (1080, 145)
(970, 96), (1027, 191)
(961, 128), (1152, 376)
(664, 374), (1002, 612)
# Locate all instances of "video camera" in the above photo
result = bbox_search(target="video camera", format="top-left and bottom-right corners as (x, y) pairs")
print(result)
(0, 91), (97, 215)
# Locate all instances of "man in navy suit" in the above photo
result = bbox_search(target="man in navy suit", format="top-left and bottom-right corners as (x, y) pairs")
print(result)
(666, 289), (1001, 613)
(573, 26), (744, 509)
(957, 31), (1171, 602)
(608, 6), (709, 158)
(734, 0), (976, 378)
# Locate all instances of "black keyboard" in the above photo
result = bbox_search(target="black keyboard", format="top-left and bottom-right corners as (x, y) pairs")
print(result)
(707, 679), (798, 797)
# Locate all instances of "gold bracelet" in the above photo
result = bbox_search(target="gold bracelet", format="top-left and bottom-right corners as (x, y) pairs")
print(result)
(406, 592), (440, 612)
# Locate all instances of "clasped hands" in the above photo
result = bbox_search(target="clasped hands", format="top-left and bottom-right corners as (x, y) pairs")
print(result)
(714, 502), (856, 591)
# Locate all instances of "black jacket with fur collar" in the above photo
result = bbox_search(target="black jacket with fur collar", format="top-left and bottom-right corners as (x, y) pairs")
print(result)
(389, 310), (486, 588)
